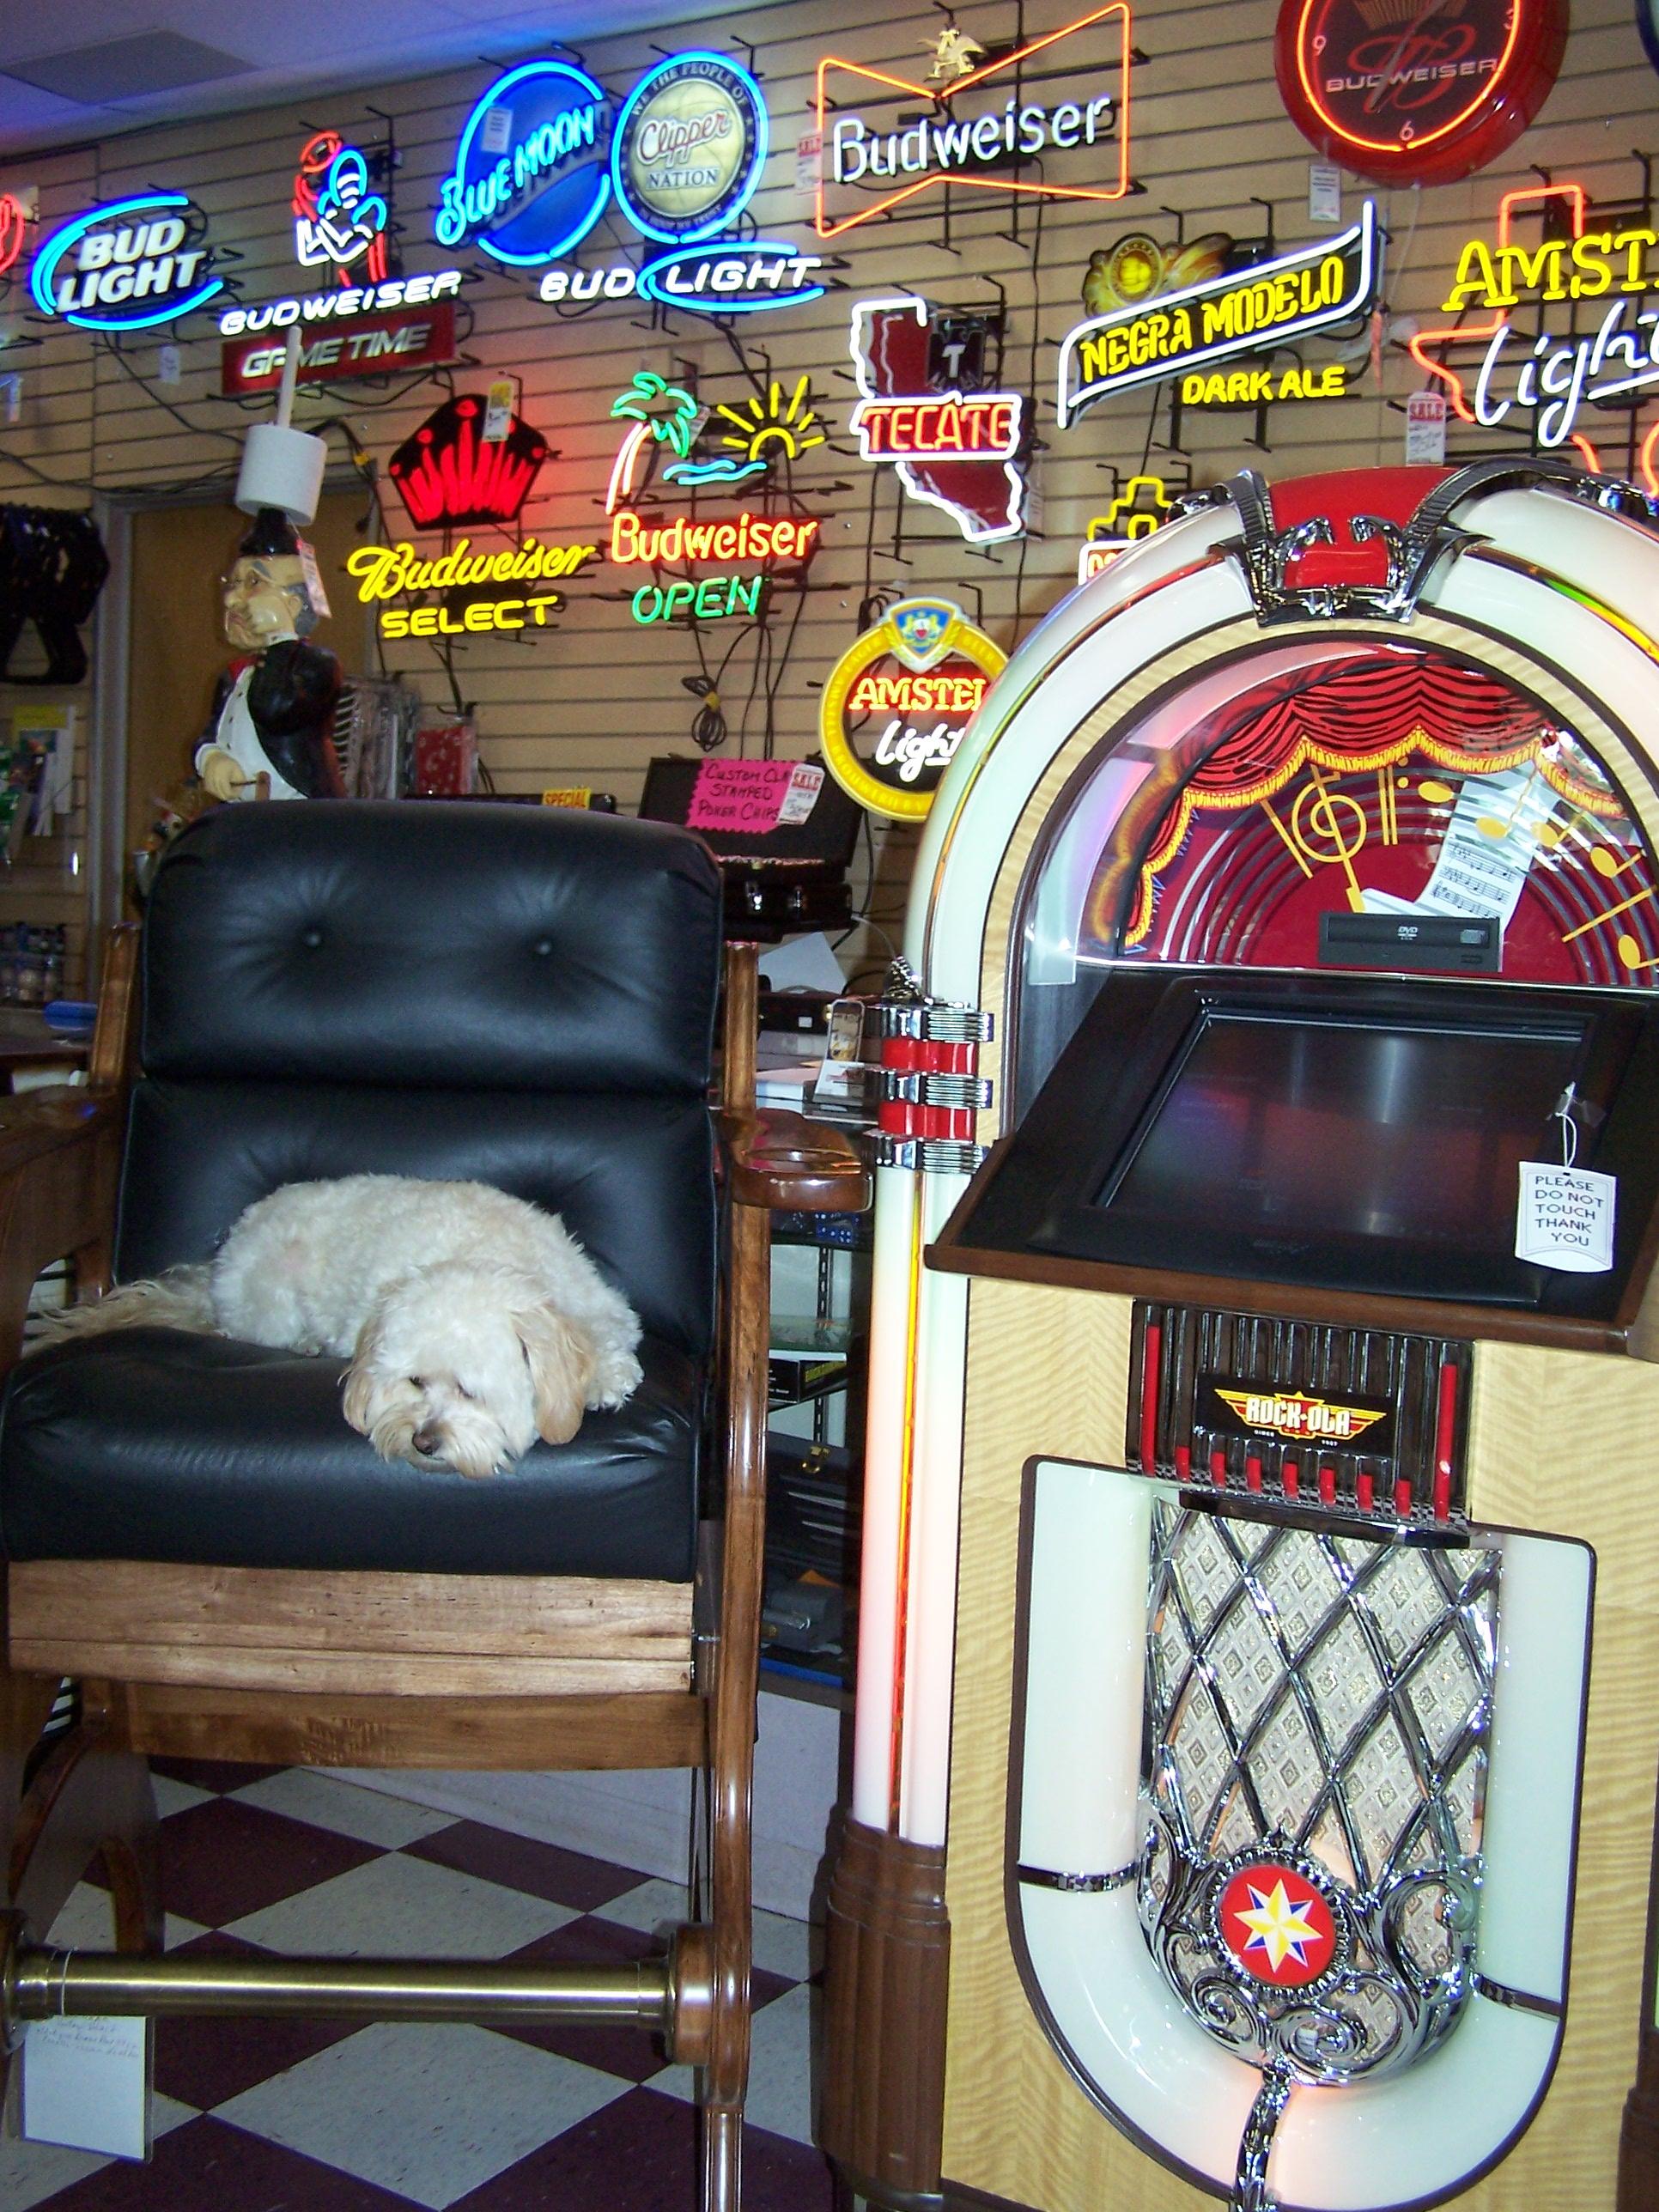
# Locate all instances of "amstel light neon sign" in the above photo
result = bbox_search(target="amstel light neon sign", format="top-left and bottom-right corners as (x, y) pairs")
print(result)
(819, 597), (1006, 821)
(1410, 183), (1659, 457)
(1058, 203), (1378, 426)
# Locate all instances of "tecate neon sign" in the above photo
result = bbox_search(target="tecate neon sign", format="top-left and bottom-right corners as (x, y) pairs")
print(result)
(849, 295), (1027, 544)
(539, 244), (823, 316)
(1057, 201), (1378, 425)
(31, 192), (221, 330)
(434, 60), (611, 264)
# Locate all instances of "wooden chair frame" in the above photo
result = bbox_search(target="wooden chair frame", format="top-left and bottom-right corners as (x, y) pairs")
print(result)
(0, 924), (868, 2212)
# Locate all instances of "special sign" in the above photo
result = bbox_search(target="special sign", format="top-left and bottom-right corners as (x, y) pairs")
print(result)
(819, 598), (1006, 822)
(1058, 203), (1379, 426)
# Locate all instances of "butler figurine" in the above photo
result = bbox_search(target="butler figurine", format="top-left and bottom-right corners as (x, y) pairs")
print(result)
(195, 507), (344, 802)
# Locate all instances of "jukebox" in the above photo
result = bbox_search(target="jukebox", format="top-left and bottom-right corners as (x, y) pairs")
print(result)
(822, 460), (1659, 2212)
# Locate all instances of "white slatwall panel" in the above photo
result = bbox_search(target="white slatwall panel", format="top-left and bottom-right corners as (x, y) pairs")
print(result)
(2, 0), (1653, 974)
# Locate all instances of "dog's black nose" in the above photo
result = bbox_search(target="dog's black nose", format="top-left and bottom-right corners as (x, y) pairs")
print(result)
(412, 1425), (441, 1456)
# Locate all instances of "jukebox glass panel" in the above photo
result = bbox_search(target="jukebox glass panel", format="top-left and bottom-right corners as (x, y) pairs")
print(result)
(1017, 637), (1659, 1110)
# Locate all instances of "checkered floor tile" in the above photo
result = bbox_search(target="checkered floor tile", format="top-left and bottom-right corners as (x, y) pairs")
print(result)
(2, 1761), (837, 2210)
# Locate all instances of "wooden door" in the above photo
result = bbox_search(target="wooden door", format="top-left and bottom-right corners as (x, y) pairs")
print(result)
(125, 489), (368, 902)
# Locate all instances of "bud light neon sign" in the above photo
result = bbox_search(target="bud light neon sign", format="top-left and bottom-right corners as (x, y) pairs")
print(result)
(434, 61), (611, 265)
(31, 191), (222, 331)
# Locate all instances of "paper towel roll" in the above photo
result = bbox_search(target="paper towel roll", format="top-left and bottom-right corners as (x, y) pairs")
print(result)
(236, 422), (325, 526)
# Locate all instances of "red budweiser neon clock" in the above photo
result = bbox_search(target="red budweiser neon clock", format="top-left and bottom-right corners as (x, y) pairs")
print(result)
(387, 394), (550, 532)
(1274, 0), (1566, 186)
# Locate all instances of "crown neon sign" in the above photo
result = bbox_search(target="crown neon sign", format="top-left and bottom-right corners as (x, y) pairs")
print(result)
(1077, 473), (1173, 582)
(815, 3), (1134, 241)
(388, 394), (551, 531)
(1410, 184), (1659, 455)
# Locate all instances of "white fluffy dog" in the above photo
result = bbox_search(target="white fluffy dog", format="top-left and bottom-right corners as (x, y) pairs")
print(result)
(44, 1176), (643, 1480)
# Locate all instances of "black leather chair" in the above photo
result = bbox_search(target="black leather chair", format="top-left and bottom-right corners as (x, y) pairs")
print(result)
(0, 801), (866, 2210)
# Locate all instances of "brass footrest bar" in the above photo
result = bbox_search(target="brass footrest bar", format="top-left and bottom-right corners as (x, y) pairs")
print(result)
(5, 1948), (674, 2031)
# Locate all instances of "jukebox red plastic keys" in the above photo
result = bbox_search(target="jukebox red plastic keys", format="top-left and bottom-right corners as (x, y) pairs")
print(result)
(1139, 1320), (1162, 1476)
(1433, 1359), (1459, 1522)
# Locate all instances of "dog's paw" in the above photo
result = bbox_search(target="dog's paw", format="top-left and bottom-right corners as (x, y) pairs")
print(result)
(589, 1349), (643, 1410)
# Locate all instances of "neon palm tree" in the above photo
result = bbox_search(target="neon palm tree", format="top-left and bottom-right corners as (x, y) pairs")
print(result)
(606, 372), (699, 514)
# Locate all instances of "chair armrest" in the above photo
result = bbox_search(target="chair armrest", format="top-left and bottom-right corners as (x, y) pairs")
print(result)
(0, 1092), (123, 1377)
(0, 1091), (120, 1176)
(719, 1109), (872, 1215)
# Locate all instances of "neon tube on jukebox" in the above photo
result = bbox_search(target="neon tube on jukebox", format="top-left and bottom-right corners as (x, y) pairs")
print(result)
(823, 459), (1659, 2212)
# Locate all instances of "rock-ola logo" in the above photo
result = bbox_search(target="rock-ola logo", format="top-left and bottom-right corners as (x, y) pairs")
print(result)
(1213, 1389), (1388, 1443)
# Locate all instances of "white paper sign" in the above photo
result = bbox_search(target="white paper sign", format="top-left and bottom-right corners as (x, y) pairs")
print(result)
(1516, 1161), (1616, 1273)
(1308, 163), (1342, 225)
(778, 762), (824, 825)
(481, 105), (514, 154)
(22, 2014), (150, 2159)
(795, 131), (822, 195)
(1406, 389), (1449, 465)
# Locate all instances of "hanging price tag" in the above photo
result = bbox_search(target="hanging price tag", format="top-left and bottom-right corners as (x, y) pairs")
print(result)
(1516, 1162), (1616, 1273)
(1406, 390), (1448, 465)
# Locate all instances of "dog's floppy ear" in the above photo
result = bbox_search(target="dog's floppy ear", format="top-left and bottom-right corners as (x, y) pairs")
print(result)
(341, 1316), (382, 1436)
(514, 1302), (596, 1447)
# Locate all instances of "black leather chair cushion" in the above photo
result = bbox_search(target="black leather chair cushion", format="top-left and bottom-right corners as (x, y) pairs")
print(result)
(141, 802), (721, 1095)
(0, 1328), (699, 1578)
(117, 1082), (716, 1358)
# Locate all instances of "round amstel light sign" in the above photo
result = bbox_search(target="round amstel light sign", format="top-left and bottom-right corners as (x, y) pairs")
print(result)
(819, 597), (1006, 823)
(613, 53), (769, 244)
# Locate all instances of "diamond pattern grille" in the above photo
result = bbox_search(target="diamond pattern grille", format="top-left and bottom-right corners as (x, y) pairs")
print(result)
(1146, 1506), (1498, 1894)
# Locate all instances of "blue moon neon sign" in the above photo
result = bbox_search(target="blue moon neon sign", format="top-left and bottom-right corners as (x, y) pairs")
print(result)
(434, 60), (612, 265)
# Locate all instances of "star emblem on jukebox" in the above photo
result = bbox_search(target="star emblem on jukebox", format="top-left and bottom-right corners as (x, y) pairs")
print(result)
(1218, 1861), (1339, 1987)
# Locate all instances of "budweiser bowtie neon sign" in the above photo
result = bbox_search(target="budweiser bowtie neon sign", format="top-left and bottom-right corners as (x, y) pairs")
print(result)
(388, 395), (550, 531)
(1058, 202), (1378, 425)
(849, 296), (1027, 544)
(0, 194), (27, 279)
(1410, 183), (1659, 458)
(815, 3), (1134, 241)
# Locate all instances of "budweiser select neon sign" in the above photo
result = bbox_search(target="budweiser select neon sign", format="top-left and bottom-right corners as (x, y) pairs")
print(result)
(1411, 183), (1659, 456)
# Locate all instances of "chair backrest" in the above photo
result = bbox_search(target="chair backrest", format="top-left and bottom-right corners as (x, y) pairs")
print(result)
(116, 802), (723, 1358)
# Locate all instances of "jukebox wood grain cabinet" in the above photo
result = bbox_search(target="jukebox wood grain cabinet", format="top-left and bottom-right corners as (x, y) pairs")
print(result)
(823, 460), (1659, 2212)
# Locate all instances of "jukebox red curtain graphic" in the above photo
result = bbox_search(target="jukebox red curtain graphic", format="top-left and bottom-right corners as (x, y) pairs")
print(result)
(1084, 647), (1659, 985)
